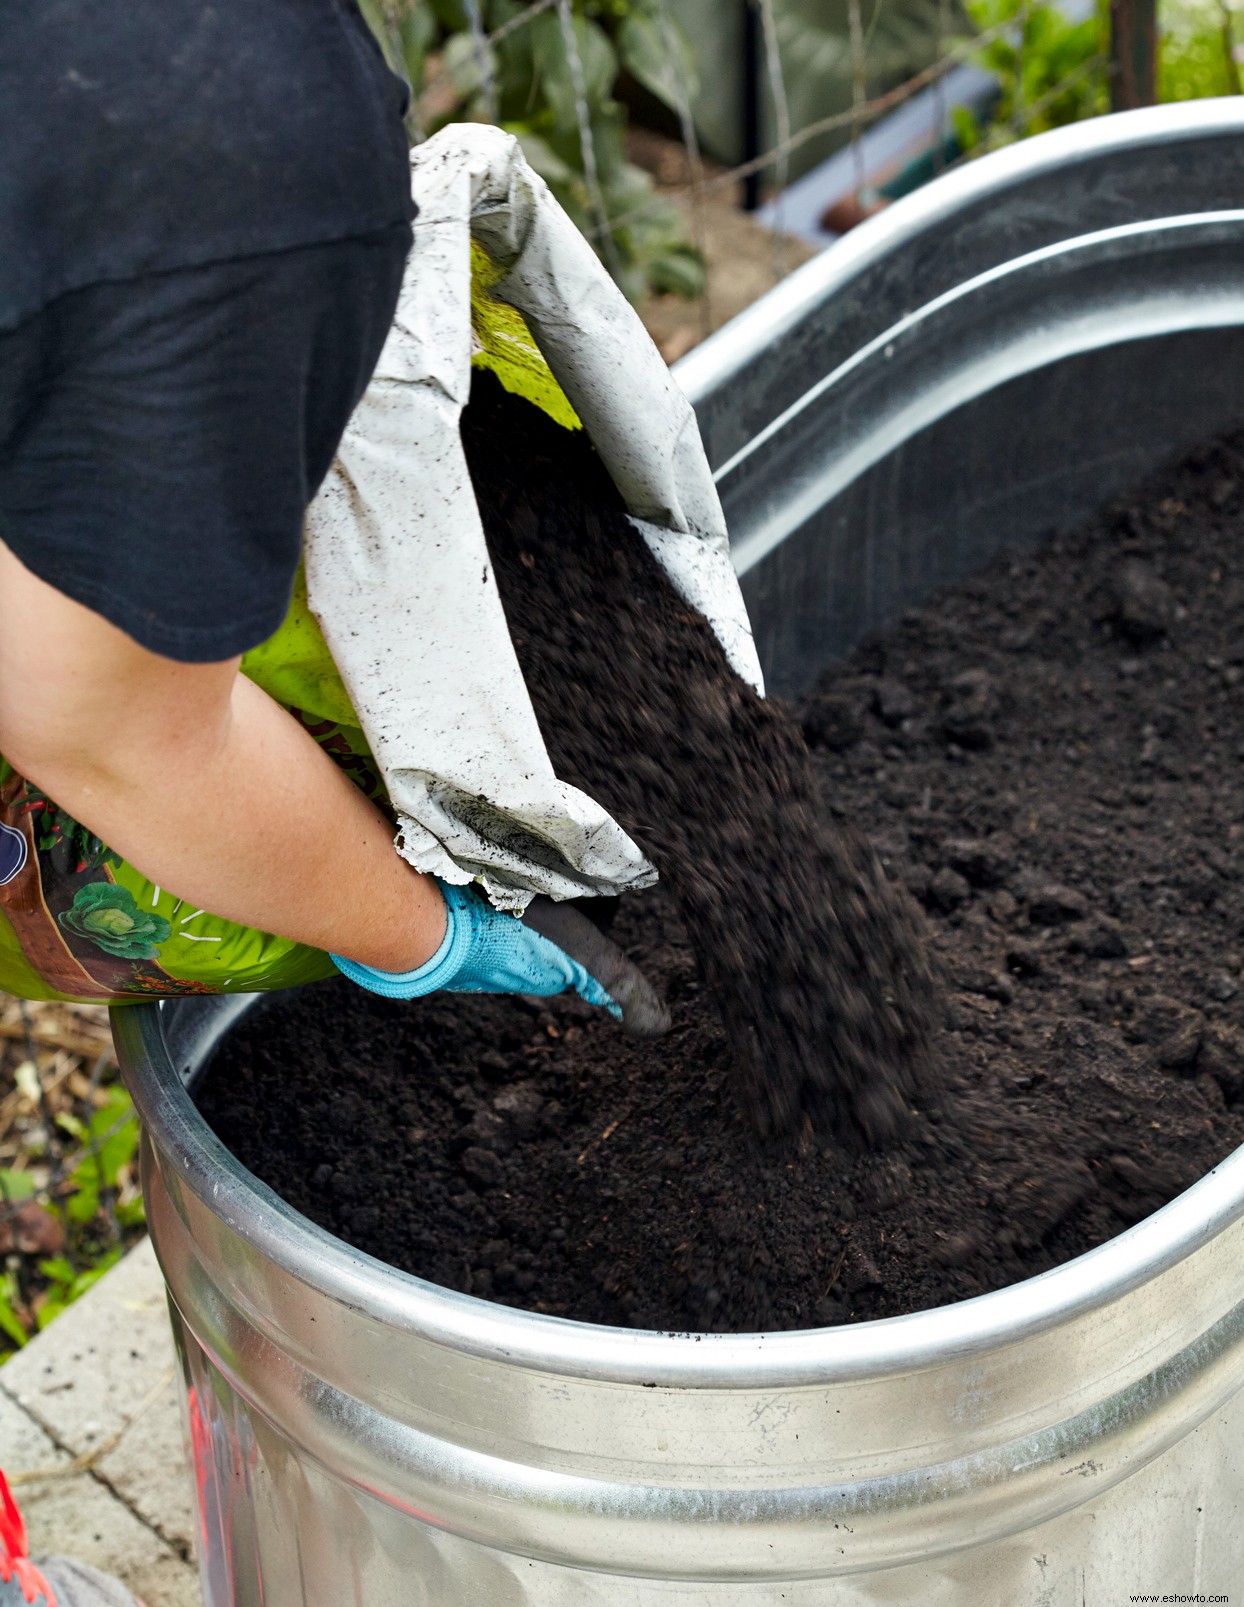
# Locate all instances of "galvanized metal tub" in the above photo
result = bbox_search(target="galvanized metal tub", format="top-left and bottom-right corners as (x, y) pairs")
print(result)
(116, 100), (1244, 1605)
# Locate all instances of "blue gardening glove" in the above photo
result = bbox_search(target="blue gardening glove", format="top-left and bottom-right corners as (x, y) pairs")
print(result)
(331, 880), (621, 1018)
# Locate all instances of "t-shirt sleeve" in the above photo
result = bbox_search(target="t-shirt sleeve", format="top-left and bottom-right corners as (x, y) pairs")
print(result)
(0, 224), (410, 662)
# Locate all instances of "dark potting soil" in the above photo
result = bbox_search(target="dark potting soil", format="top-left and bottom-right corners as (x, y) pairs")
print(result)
(198, 386), (1244, 1332)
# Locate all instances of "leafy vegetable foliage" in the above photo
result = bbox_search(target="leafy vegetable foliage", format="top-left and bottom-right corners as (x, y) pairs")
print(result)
(359, 0), (706, 301)
(33, 1249), (124, 1332)
(953, 0), (1108, 155)
(59, 884), (171, 962)
(0, 1086), (144, 1359)
(55, 1087), (146, 1229)
(1159, 0), (1242, 100)
(956, 0), (1240, 157)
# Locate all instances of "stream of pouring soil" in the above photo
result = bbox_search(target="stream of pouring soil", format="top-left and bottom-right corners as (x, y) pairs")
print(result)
(469, 373), (943, 1145)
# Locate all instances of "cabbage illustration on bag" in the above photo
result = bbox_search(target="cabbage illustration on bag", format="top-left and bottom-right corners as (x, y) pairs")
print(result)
(60, 885), (171, 960)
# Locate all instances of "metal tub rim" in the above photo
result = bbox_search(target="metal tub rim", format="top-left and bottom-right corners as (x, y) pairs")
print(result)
(674, 97), (1244, 432)
(113, 997), (1244, 1387)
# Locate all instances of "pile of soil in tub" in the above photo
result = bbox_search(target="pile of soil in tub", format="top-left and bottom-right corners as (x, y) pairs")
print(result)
(198, 382), (1244, 1333)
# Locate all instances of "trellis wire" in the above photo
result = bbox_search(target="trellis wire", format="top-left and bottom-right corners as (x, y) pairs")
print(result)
(938, 47), (1108, 170)
(463, 0), (500, 122)
(585, 9), (1035, 244)
(756, 0), (793, 278)
(657, 0), (714, 333)
(846, 0), (870, 208)
(487, 0), (559, 47)
(1008, 47), (1109, 131)
(557, 0), (623, 280)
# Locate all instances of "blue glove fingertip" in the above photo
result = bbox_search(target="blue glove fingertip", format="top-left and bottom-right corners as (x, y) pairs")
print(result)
(576, 973), (623, 1021)
(516, 922), (621, 1019)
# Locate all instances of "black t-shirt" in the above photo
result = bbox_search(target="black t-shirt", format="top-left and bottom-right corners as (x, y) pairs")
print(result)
(0, 3), (416, 662)
(1, 0), (415, 331)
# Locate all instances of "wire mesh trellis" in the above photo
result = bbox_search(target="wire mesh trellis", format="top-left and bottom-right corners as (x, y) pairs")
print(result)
(377, 0), (1123, 308)
(582, 11), (1106, 241)
(464, 0), (501, 120)
(656, 0), (714, 333)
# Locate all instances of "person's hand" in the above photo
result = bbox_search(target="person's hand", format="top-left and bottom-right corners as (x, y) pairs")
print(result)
(333, 880), (617, 1013)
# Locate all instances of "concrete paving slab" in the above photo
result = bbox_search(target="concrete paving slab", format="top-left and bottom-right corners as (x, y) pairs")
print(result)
(2, 1238), (196, 1560)
(0, 1390), (198, 1607)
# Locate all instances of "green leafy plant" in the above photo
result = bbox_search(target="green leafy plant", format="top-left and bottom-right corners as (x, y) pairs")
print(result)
(359, 0), (706, 302)
(2, 1007), (147, 1366)
(34, 1250), (124, 1332)
(0, 1271), (26, 1349)
(956, 0), (1241, 156)
(953, 0), (1108, 154)
(1159, 0), (1242, 99)
(56, 1087), (146, 1229)
(0, 1167), (35, 1203)
(0, 1086), (145, 1361)
(0, 1168), (38, 1348)
(59, 884), (171, 961)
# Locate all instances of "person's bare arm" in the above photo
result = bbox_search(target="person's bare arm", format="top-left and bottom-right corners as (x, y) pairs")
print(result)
(0, 541), (446, 972)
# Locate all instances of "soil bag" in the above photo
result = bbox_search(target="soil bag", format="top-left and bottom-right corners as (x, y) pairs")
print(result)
(0, 125), (757, 1005)
(0, 574), (372, 1003)
(305, 124), (761, 912)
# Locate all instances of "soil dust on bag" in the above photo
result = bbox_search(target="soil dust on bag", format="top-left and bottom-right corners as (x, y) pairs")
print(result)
(198, 388), (1244, 1333)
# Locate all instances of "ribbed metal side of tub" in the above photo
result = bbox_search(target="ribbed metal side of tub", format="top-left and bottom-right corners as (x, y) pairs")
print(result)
(678, 98), (1244, 697)
(116, 101), (1244, 1606)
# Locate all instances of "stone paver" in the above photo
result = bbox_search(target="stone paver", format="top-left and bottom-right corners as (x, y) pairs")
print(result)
(0, 1391), (198, 1607)
(1, 1239), (200, 1606)
(2, 1238), (196, 1557)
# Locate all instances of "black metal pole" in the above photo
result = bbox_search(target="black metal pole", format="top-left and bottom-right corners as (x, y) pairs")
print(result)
(1109, 0), (1158, 110)
(742, 0), (764, 211)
